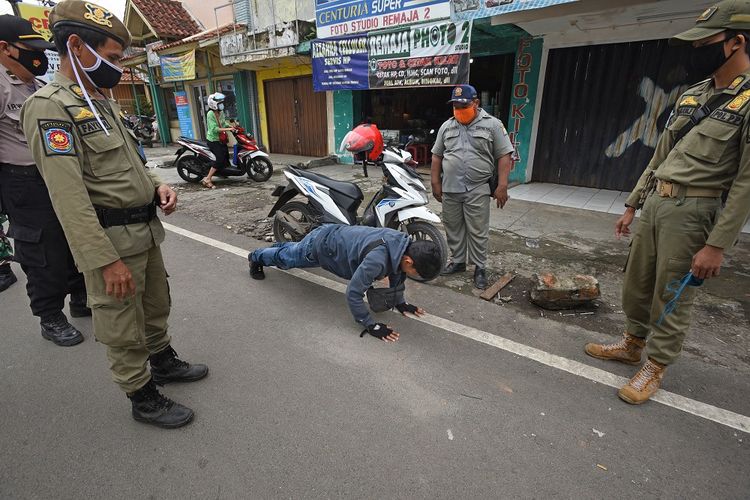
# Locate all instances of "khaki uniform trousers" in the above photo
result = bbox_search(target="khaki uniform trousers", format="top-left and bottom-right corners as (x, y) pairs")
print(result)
(622, 194), (721, 365)
(442, 185), (491, 268)
(83, 245), (171, 393)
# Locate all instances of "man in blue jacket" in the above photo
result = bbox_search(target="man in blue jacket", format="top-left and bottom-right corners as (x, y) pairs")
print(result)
(249, 225), (442, 342)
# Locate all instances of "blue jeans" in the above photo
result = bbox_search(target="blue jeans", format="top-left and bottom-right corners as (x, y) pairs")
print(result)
(250, 227), (323, 270)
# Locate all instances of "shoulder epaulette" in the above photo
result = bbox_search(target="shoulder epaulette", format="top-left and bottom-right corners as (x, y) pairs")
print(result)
(685, 78), (712, 93)
(33, 83), (64, 99)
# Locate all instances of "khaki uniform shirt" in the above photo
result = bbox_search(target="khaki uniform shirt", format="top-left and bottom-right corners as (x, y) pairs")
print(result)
(627, 72), (750, 249)
(20, 72), (164, 272)
(0, 65), (45, 166)
(431, 108), (514, 193)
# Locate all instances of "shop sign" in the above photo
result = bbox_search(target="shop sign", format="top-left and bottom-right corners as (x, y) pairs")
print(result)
(160, 50), (196, 82)
(174, 91), (194, 139)
(507, 36), (543, 184)
(452, 0), (578, 22)
(315, 0), (451, 39)
(312, 19), (471, 91)
(16, 3), (60, 83)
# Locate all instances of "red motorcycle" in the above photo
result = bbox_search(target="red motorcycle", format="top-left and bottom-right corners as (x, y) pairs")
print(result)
(175, 126), (274, 183)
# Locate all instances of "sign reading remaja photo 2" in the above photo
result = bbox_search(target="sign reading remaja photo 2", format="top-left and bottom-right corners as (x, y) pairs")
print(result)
(312, 20), (471, 91)
(315, 0), (451, 39)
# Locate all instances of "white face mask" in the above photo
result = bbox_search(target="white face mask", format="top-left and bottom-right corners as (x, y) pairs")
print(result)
(218, 103), (224, 111)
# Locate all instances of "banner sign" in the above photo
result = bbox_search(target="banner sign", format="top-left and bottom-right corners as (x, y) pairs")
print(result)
(315, 0), (451, 39)
(160, 50), (196, 82)
(174, 91), (194, 139)
(452, 0), (578, 22)
(16, 3), (60, 83)
(312, 20), (471, 91)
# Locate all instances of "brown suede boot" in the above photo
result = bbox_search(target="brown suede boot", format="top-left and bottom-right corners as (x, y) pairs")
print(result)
(618, 359), (666, 405)
(584, 332), (645, 365)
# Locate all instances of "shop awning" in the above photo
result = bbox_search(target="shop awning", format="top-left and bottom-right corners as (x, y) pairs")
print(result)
(455, 0), (580, 22)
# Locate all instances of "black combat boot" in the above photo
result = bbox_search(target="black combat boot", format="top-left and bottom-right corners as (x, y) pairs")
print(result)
(128, 379), (194, 428)
(249, 256), (265, 280)
(149, 346), (209, 385)
(473, 267), (488, 290)
(40, 312), (84, 346)
(69, 291), (91, 318)
(0, 263), (17, 293)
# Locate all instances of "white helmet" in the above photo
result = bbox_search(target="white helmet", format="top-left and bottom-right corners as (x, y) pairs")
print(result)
(207, 92), (226, 111)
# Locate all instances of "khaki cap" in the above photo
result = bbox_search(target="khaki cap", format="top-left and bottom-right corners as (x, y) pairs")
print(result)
(50, 0), (131, 48)
(672, 0), (750, 43)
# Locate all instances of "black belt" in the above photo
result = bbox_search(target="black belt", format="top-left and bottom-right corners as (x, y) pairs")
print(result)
(95, 201), (157, 228)
(0, 164), (42, 178)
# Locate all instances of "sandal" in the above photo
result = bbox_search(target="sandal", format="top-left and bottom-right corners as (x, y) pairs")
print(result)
(201, 178), (216, 189)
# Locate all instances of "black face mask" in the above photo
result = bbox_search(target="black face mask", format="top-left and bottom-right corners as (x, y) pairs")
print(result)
(9, 43), (48, 77)
(79, 42), (123, 89)
(687, 38), (732, 79)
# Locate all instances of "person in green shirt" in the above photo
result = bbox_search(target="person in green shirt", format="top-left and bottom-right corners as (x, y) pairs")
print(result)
(202, 92), (234, 189)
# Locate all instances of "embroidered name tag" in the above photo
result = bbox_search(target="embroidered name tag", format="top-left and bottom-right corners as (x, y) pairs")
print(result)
(710, 109), (743, 126)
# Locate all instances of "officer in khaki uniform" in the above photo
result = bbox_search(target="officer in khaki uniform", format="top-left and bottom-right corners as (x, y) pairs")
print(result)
(431, 85), (514, 290)
(586, 0), (750, 405)
(20, 0), (208, 428)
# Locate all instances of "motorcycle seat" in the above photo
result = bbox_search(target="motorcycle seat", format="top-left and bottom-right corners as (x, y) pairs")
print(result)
(294, 168), (364, 200)
(179, 136), (208, 147)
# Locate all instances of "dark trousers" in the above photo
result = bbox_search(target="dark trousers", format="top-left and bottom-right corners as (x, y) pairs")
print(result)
(208, 141), (229, 170)
(0, 166), (85, 319)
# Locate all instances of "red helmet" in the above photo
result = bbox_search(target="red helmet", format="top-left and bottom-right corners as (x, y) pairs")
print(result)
(340, 123), (383, 161)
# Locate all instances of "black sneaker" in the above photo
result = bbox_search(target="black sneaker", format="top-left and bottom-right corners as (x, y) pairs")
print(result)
(441, 262), (466, 276)
(249, 257), (265, 280)
(40, 312), (84, 346)
(150, 346), (209, 385)
(128, 380), (194, 428)
(0, 264), (17, 293)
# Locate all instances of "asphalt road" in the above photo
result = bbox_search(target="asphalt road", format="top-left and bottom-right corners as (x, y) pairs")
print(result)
(1, 212), (748, 499)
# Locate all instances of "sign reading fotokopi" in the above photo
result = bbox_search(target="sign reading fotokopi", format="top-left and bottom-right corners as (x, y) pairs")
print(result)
(315, 0), (451, 39)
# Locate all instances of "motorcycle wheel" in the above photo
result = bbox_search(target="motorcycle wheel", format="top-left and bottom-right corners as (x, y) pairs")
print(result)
(247, 157), (274, 182)
(176, 155), (206, 183)
(404, 221), (449, 282)
(273, 201), (314, 243)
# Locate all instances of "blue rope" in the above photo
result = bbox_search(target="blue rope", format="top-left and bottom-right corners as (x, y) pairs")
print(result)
(656, 272), (703, 326)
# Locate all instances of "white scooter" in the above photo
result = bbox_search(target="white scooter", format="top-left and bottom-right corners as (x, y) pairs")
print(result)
(268, 143), (448, 271)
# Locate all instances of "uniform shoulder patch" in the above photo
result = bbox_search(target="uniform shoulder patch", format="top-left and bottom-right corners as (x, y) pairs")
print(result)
(726, 89), (750, 112)
(38, 120), (76, 157)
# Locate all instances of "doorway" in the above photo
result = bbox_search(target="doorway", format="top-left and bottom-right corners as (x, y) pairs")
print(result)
(191, 83), (208, 139)
(264, 76), (327, 157)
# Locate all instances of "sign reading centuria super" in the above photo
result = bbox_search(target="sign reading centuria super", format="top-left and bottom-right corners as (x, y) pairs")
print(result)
(312, 20), (471, 91)
(315, 0), (451, 39)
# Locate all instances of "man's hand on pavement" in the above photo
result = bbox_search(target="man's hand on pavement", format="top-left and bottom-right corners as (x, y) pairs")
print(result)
(691, 245), (724, 280)
(361, 323), (400, 342)
(615, 207), (636, 239)
(493, 186), (509, 208)
(156, 184), (177, 215)
(102, 259), (136, 300)
(396, 303), (425, 318)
